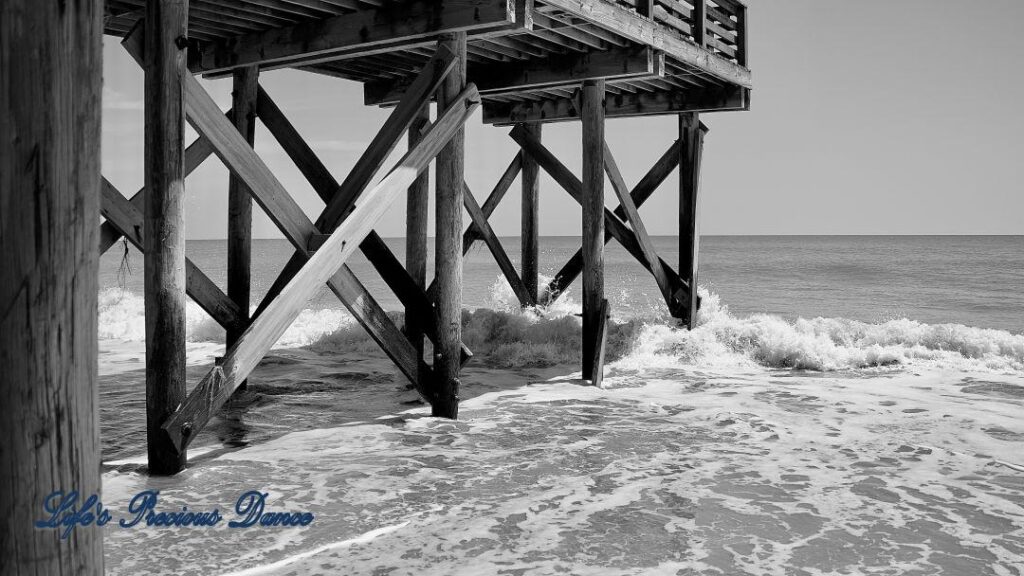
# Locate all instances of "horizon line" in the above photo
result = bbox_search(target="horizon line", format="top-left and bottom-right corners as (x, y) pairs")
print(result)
(181, 233), (1024, 241)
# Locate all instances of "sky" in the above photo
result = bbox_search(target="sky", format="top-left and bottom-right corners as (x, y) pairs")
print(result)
(100, 0), (1024, 239)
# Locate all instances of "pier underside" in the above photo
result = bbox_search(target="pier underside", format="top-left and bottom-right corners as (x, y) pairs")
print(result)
(98, 0), (751, 474)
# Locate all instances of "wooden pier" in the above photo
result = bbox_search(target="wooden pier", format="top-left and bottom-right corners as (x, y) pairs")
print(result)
(3, 1), (748, 569)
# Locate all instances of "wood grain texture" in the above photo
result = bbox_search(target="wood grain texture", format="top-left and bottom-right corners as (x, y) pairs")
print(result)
(227, 66), (258, 372)
(580, 79), (605, 381)
(735, 4), (748, 66)
(0, 0), (104, 571)
(520, 123), (541, 304)
(198, 0), (515, 74)
(406, 105), (431, 363)
(432, 32), (468, 419)
(366, 46), (659, 106)
(591, 299), (610, 388)
(144, 0), (189, 475)
(537, 0), (750, 87)
(679, 112), (707, 329)
(483, 85), (748, 125)
(692, 0), (707, 46)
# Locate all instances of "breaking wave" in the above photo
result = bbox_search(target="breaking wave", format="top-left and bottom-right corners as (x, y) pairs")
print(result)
(98, 278), (1024, 375)
(97, 288), (354, 348)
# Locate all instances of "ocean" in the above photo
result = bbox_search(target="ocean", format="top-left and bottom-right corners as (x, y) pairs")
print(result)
(97, 235), (1024, 575)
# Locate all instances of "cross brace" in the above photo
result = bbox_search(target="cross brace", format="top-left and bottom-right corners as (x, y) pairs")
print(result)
(545, 140), (682, 302)
(509, 125), (695, 318)
(250, 47), (472, 365)
(100, 178), (245, 335)
(163, 83), (482, 453)
(120, 22), (478, 455)
(423, 154), (529, 306)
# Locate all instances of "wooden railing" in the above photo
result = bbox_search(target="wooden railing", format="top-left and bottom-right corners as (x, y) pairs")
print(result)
(612, 0), (748, 67)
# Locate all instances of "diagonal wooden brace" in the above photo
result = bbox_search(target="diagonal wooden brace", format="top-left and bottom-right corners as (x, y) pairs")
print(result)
(252, 59), (471, 365)
(510, 124), (691, 307)
(99, 133), (217, 254)
(123, 22), (441, 387)
(426, 153), (523, 301)
(250, 46), (453, 313)
(463, 181), (536, 307)
(543, 140), (683, 304)
(161, 83), (482, 453)
(604, 142), (685, 317)
(100, 178), (246, 334)
(462, 152), (522, 252)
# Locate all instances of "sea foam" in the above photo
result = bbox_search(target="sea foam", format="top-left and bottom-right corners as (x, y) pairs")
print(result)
(98, 278), (1024, 374)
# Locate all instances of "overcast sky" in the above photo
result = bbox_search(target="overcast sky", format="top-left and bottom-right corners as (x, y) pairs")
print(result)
(101, 0), (1024, 239)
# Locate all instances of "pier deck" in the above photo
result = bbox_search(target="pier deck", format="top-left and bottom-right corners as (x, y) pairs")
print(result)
(103, 0), (750, 121)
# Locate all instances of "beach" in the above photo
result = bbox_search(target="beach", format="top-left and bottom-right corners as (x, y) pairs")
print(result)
(95, 236), (1024, 575)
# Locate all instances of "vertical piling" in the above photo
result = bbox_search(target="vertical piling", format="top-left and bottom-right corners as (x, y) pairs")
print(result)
(433, 32), (467, 418)
(520, 123), (542, 304)
(0, 0), (104, 571)
(144, 0), (189, 474)
(581, 79), (606, 380)
(406, 104), (431, 363)
(678, 112), (706, 329)
(228, 65), (258, 391)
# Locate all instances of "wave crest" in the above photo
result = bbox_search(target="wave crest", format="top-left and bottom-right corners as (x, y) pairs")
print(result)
(98, 281), (1024, 374)
(622, 288), (1024, 372)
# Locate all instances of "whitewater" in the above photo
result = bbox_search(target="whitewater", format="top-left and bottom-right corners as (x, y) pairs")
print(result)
(96, 236), (1024, 575)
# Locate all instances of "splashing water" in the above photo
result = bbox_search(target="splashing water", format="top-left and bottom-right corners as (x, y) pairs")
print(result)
(100, 276), (1024, 376)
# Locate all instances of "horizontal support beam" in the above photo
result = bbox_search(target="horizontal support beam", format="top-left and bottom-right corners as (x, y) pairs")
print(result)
(484, 84), (748, 125)
(538, 0), (750, 87)
(196, 0), (525, 75)
(365, 46), (663, 106)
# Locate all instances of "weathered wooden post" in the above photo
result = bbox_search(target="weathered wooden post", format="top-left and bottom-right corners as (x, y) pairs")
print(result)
(736, 4), (749, 68)
(406, 104), (431, 362)
(228, 65), (258, 391)
(581, 79), (606, 380)
(520, 123), (542, 304)
(145, 0), (189, 474)
(0, 0), (104, 572)
(692, 0), (708, 47)
(433, 32), (467, 418)
(679, 112), (707, 329)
